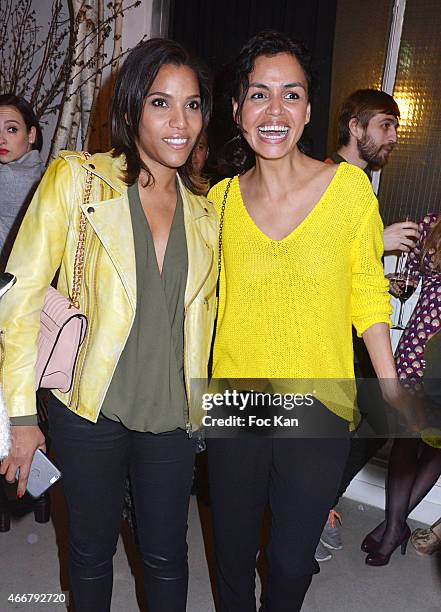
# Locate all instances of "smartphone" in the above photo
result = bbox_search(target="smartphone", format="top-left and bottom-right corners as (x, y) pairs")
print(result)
(16, 449), (62, 498)
(0, 273), (16, 298)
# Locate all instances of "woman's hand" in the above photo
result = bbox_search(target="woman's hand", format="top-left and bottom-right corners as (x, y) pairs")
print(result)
(362, 324), (428, 431)
(363, 325), (427, 433)
(379, 379), (427, 433)
(385, 272), (403, 298)
(0, 425), (46, 497)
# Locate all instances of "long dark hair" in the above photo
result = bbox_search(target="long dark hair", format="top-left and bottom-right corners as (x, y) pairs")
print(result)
(0, 93), (43, 152)
(220, 30), (314, 175)
(110, 38), (212, 194)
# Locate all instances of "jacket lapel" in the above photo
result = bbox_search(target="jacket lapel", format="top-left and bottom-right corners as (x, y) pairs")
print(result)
(77, 159), (212, 312)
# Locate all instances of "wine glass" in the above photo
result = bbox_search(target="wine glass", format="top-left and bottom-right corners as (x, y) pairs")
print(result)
(387, 255), (418, 330)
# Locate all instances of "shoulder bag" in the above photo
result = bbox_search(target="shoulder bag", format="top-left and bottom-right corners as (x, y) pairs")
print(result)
(35, 155), (93, 392)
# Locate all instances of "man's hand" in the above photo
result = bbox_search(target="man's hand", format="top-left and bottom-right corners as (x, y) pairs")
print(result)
(0, 425), (46, 497)
(383, 221), (420, 253)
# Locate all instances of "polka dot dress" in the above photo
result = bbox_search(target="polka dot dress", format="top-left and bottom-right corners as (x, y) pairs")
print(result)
(395, 213), (441, 391)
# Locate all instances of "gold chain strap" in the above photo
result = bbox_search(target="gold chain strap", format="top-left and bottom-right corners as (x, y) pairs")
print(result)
(69, 152), (93, 309)
(217, 177), (233, 275)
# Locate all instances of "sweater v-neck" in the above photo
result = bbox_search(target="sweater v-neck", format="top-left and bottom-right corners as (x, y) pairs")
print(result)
(236, 162), (344, 243)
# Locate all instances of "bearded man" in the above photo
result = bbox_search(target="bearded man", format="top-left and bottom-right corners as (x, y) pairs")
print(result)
(328, 89), (419, 252)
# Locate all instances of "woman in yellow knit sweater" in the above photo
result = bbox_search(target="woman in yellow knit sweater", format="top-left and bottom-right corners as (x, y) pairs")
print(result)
(206, 31), (400, 612)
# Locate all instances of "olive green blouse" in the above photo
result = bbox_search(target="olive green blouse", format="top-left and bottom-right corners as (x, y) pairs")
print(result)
(100, 182), (188, 432)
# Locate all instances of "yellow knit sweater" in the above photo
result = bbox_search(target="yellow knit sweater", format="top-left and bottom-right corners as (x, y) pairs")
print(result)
(208, 163), (392, 419)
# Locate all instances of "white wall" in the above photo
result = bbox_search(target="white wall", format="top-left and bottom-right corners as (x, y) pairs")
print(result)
(3, 0), (69, 162)
(122, 0), (154, 51)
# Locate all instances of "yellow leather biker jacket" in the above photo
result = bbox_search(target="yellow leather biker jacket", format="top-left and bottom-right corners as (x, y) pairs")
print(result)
(0, 151), (218, 432)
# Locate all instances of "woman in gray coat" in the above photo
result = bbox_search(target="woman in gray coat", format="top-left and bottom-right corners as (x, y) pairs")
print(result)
(0, 94), (44, 270)
(0, 95), (44, 528)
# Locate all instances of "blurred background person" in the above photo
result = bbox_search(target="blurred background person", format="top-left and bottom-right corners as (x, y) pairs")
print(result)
(0, 95), (46, 533)
(317, 89), (421, 562)
(327, 89), (419, 253)
(192, 129), (209, 177)
(362, 213), (441, 566)
(410, 326), (441, 557)
(0, 94), (44, 272)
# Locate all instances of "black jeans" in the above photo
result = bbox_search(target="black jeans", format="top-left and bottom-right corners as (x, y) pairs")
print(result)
(48, 394), (196, 612)
(207, 435), (350, 612)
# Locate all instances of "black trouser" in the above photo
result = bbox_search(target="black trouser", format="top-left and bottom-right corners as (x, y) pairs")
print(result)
(332, 436), (387, 507)
(48, 394), (196, 612)
(332, 376), (390, 507)
(207, 436), (350, 612)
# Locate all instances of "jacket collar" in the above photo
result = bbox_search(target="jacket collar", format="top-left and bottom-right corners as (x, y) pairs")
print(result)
(69, 150), (210, 219)
(81, 151), (127, 193)
(73, 151), (212, 311)
(177, 174), (210, 221)
(59, 150), (127, 194)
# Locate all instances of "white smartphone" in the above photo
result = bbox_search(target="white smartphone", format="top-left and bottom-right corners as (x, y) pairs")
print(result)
(0, 273), (16, 299)
(16, 449), (62, 498)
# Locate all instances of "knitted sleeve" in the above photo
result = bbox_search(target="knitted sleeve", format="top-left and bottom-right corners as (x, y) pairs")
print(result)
(351, 196), (392, 336)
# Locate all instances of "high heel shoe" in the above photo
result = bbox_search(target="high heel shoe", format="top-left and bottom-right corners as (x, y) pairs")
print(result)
(361, 532), (381, 553)
(365, 525), (411, 566)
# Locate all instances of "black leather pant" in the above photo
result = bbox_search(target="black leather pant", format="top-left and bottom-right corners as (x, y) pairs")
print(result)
(48, 394), (196, 612)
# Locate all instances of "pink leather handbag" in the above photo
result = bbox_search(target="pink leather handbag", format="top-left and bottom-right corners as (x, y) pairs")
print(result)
(35, 287), (88, 392)
(35, 155), (93, 392)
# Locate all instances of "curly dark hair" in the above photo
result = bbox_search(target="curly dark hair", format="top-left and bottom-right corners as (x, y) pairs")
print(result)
(110, 38), (212, 194)
(220, 30), (314, 175)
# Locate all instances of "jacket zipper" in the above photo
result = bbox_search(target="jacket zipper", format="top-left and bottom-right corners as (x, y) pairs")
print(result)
(73, 241), (101, 410)
(68, 233), (100, 409)
(183, 314), (192, 437)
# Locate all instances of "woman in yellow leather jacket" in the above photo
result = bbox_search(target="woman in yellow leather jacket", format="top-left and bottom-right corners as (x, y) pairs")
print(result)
(0, 38), (217, 612)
